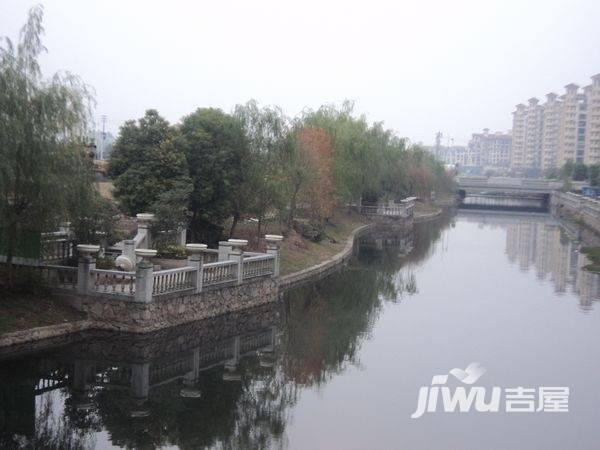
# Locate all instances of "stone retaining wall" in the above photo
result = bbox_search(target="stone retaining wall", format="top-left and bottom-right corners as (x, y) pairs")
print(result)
(0, 320), (93, 351)
(552, 191), (600, 235)
(63, 277), (277, 333)
(0, 216), (414, 347)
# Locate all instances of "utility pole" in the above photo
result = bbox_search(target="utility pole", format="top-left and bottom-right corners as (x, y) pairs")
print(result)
(99, 115), (108, 160)
(435, 132), (443, 158)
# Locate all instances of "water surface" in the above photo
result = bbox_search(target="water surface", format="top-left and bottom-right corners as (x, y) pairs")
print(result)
(1, 211), (600, 449)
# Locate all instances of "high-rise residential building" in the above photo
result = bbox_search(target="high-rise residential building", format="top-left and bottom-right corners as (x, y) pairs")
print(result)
(584, 74), (600, 164)
(468, 129), (512, 167)
(511, 104), (527, 168)
(557, 84), (586, 166)
(541, 93), (561, 171)
(509, 73), (600, 172)
(524, 97), (544, 169)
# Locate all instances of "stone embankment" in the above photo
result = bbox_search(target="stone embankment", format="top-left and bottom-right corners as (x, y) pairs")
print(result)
(552, 191), (600, 235)
(279, 224), (374, 291)
(0, 210), (420, 347)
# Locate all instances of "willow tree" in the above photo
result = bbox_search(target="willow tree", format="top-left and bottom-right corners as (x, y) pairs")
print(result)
(0, 6), (95, 275)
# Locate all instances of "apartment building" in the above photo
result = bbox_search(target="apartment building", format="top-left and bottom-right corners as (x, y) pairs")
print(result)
(523, 98), (544, 169)
(557, 84), (586, 166)
(468, 129), (512, 167)
(511, 73), (600, 171)
(511, 104), (527, 168)
(584, 74), (600, 164)
(541, 93), (561, 172)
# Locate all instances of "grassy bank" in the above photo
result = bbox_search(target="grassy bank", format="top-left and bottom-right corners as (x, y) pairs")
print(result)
(0, 292), (86, 335)
(229, 210), (368, 276)
(278, 212), (367, 275)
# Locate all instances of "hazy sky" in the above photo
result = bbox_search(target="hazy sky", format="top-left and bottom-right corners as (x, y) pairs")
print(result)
(1, 0), (599, 145)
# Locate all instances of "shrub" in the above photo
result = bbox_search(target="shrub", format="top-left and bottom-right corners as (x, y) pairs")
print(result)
(156, 245), (187, 260)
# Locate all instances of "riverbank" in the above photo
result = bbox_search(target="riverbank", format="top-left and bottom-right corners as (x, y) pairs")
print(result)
(279, 202), (446, 290)
(0, 292), (86, 335)
(0, 203), (444, 347)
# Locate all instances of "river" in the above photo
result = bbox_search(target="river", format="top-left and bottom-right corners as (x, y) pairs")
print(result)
(1, 211), (600, 449)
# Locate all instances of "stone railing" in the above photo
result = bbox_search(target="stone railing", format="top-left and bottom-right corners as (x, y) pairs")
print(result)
(65, 236), (283, 303)
(202, 260), (238, 286)
(90, 269), (136, 295)
(203, 249), (219, 264)
(42, 236), (75, 262)
(243, 254), (275, 279)
(38, 264), (78, 291)
(360, 203), (413, 218)
(152, 267), (196, 295)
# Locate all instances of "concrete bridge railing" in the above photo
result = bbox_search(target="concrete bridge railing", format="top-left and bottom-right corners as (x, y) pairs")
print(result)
(457, 177), (563, 193)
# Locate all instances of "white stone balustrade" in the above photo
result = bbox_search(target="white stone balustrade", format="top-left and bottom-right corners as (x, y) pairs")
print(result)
(77, 244), (100, 295)
(228, 239), (248, 284)
(186, 243), (207, 293)
(134, 249), (156, 303)
(34, 234), (285, 302)
(265, 235), (283, 277)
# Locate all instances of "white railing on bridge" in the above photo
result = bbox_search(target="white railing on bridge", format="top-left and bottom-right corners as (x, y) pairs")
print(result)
(243, 254), (275, 279)
(90, 269), (136, 295)
(202, 260), (238, 286)
(457, 177), (563, 191)
(152, 267), (196, 295)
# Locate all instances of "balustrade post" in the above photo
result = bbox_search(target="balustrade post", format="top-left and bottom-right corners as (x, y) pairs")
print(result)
(77, 245), (100, 294)
(186, 243), (207, 293)
(265, 235), (283, 277)
(136, 213), (155, 249)
(121, 239), (136, 269)
(228, 239), (247, 284)
(134, 249), (156, 303)
(218, 241), (233, 262)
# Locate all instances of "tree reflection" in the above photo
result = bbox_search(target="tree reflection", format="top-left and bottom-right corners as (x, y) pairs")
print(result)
(0, 217), (454, 449)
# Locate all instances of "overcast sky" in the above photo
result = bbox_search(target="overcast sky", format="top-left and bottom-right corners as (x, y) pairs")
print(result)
(2, 0), (599, 145)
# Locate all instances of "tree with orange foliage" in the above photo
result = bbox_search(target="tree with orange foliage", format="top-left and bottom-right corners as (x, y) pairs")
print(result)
(294, 127), (336, 224)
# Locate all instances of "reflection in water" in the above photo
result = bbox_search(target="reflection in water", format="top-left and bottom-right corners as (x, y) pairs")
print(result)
(1, 212), (599, 449)
(462, 213), (600, 311)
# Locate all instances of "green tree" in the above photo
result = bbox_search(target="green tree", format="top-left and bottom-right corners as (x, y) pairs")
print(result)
(108, 110), (191, 217)
(180, 108), (247, 244)
(233, 100), (290, 240)
(572, 162), (588, 181)
(588, 164), (600, 186)
(0, 6), (95, 275)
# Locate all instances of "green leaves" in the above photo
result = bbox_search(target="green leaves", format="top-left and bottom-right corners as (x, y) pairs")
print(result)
(108, 110), (192, 218)
(0, 6), (97, 265)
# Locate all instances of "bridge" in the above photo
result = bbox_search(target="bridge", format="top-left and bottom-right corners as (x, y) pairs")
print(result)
(456, 177), (564, 212)
(456, 177), (563, 195)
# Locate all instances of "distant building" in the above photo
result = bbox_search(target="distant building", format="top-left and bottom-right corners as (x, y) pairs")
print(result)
(90, 130), (115, 160)
(523, 97), (544, 169)
(510, 72), (600, 172)
(468, 129), (512, 168)
(541, 93), (561, 171)
(426, 145), (472, 166)
(584, 74), (600, 165)
(511, 104), (527, 169)
(557, 84), (586, 166)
